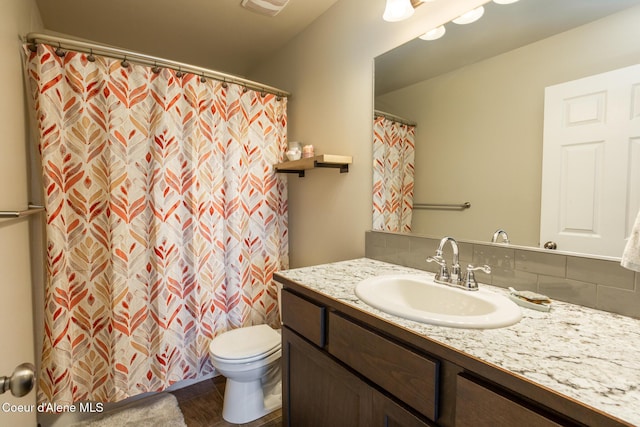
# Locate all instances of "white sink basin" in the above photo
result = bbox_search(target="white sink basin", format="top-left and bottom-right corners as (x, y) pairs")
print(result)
(355, 274), (522, 329)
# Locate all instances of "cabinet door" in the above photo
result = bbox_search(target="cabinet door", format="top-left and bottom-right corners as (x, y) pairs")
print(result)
(328, 312), (439, 421)
(282, 327), (373, 427)
(373, 390), (435, 427)
(455, 375), (576, 427)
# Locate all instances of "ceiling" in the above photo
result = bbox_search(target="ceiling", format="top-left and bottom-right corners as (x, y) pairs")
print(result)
(37, 0), (640, 92)
(375, 0), (640, 95)
(35, 0), (340, 77)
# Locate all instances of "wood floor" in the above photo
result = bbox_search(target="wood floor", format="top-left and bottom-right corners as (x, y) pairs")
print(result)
(170, 376), (283, 427)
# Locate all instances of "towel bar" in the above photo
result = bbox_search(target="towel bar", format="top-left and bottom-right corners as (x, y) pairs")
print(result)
(0, 205), (45, 219)
(414, 202), (471, 210)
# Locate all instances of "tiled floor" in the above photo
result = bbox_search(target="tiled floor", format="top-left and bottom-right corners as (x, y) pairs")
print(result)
(170, 376), (283, 427)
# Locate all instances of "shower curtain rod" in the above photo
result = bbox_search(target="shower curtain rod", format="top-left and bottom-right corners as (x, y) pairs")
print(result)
(374, 110), (417, 127)
(24, 32), (291, 98)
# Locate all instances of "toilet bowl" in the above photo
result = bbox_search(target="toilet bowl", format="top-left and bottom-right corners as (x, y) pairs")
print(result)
(209, 324), (282, 424)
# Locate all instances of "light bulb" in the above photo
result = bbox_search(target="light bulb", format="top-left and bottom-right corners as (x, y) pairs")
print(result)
(452, 6), (485, 25)
(419, 25), (446, 41)
(383, 0), (415, 22)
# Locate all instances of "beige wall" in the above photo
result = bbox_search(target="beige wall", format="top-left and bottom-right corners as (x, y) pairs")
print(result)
(375, 6), (640, 247)
(251, 0), (488, 267)
(0, 0), (43, 425)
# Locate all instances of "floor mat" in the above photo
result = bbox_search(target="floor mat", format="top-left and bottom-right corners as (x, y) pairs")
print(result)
(69, 393), (187, 427)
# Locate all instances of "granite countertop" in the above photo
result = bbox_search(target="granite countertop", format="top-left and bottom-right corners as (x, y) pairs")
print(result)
(276, 258), (640, 426)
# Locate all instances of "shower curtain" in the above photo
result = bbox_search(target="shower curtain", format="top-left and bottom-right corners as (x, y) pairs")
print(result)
(24, 43), (288, 404)
(372, 115), (415, 232)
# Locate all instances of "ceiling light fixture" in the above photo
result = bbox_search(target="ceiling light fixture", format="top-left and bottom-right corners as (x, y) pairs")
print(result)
(452, 6), (485, 25)
(419, 25), (446, 41)
(383, 0), (415, 22)
(241, 0), (290, 17)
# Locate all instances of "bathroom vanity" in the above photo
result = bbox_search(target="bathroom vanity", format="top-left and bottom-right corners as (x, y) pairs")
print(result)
(274, 258), (640, 427)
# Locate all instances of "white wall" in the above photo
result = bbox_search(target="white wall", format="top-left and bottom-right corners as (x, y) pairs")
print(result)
(251, 0), (488, 267)
(0, 0), (43, 425)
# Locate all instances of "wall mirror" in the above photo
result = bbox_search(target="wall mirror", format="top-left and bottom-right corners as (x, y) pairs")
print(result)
(374, 0), (640, 258)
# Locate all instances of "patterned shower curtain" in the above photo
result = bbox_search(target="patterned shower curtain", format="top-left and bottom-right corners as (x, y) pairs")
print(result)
(24, 43), (288, 404)
(372, 115), (415, 232)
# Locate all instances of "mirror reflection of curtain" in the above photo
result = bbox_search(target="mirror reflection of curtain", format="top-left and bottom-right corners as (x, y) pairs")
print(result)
(372, 115), (415, 232)
(24, 43), (288, 404)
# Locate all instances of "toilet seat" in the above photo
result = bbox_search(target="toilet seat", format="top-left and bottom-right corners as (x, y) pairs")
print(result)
(210, 324), (281, 364)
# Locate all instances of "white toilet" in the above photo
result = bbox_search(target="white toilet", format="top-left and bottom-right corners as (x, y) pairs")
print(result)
(209, 282), (283, 424)
(209, 324), (282, 423)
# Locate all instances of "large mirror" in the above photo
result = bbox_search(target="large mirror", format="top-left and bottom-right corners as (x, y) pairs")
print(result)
(374, 0), (640, 258)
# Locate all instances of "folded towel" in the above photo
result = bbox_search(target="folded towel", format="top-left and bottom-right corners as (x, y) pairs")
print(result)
(621, 209), (640, 272)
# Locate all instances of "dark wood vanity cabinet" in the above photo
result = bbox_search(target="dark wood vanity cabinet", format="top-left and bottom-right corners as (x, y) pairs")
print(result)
(279, 286), (628, 427)
(454, 375), (573, 427)
(283, 328), (373, 426)
(372, 390), (435, 427)
(282, 327), (432, 427)
(281, 289), (433, 427)
(327, 311), (439, 421)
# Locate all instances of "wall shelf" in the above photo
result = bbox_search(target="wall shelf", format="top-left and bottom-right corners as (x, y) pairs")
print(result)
(274, 154), (352, 177)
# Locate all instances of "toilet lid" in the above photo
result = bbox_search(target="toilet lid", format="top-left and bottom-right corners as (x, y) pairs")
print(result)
(209, 324), (281, 360)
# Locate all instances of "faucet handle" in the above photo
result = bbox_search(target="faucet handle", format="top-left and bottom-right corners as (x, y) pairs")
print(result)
(461, 264), (491, 291)
(467, 264), (491, 274)
(427, 256), (450, 282)
(426, 255), (446, 266)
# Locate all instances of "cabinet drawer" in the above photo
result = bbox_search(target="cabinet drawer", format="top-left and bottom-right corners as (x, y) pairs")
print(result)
(281, 289), (326, 347)
(328, 312), (439, 421)
(455, 375), (574, 427)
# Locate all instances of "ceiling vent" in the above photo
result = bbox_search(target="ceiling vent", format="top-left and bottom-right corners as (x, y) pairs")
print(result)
(241, 0), (290, 16)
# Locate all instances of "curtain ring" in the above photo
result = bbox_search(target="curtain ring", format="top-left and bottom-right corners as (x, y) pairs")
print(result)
(121, 56), (130, 68)
(221, 79), (228, 88)
(152, 62), (161, 74)
(176, 68), (183, 78)
(260, 91), (267, 98)
(27, 43), (38, 53)
(200, 74), (206, 83)
(242, 86), (248, 93)
(55, 43), (65, 57)
(87, 48), (95, 62)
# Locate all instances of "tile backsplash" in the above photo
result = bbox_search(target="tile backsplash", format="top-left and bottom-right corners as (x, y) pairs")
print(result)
(365, 231), (640, 319)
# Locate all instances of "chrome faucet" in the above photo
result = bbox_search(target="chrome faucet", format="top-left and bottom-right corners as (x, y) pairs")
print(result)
(426, 236), (462, 286)
(427, 236), (491, 291)
(491, 229), (510, 244)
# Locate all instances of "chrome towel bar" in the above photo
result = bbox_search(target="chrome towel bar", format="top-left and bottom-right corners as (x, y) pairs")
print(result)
(0, 204), (45, 218)
(414, 202), (471, 210)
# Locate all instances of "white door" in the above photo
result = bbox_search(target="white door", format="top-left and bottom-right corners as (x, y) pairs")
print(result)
(540, 64), (640, 257)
